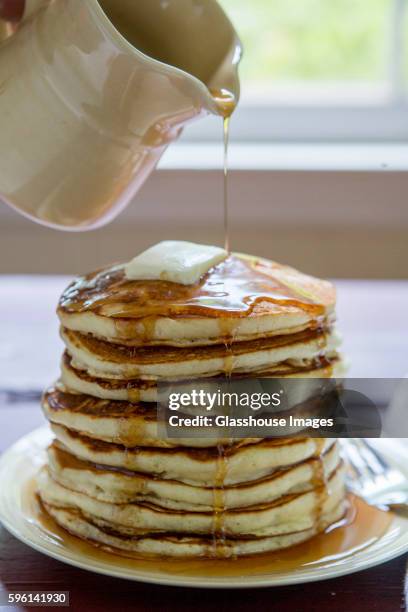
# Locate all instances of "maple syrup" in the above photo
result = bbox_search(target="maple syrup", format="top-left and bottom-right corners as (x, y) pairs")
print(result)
(22, 477), (394, 578)
(311, 439), (329, 529)
(222, 115), (231, 252)
(60, 256), (326, 325)
(212, 444), (229, 557)
(209, 87), (236, 253)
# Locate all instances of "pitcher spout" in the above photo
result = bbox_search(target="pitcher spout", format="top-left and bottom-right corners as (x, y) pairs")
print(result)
(205, 36), (242, 118)
(96, 0), (242, 119)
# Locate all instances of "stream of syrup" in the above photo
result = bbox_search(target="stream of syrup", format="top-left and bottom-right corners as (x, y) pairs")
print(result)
(223, 115), (231, 253)
(210, 87), (236, 253)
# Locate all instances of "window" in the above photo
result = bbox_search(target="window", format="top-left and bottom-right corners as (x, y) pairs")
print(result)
(182, 0), (408, 143)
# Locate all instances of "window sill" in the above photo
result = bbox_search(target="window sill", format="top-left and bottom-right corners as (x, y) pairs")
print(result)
(158, 142), (408, 172)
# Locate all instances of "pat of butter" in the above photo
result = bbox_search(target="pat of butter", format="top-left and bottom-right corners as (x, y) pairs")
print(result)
(124, 241), (228, 285)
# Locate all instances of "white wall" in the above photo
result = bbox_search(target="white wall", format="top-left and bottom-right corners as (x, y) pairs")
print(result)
(1, 167), (407, 279)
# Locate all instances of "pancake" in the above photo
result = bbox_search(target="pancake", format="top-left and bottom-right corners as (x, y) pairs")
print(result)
(60, 350), (344, 403)
(41, 501), (346, 559)
(37, 247), (346, 559)
(58, 254), (336, 347)
(51, 424), (335, 487)
(47, 442), (341, 511)
(44, 365), (344, 448)
(37, 463), (345, 538)
(42, 386), (261, 449)
(61, 327), (340, 380)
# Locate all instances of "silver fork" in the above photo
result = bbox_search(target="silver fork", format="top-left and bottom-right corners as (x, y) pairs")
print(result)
(341, 438), (408, 514)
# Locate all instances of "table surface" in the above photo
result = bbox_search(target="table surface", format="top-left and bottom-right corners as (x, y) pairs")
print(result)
(0, 276), (407, 611)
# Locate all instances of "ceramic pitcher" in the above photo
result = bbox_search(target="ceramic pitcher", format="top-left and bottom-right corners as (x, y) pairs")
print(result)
(0, 0), (241, 229)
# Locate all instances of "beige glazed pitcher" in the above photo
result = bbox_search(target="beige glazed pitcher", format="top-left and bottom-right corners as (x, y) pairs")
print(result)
(0, 0), (241, 229)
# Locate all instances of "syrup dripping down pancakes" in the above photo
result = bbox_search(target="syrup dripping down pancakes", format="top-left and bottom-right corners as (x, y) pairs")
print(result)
(38, 252), (347, 558)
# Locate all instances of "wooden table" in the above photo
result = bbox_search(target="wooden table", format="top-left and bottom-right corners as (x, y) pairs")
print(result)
(0, 277), (407, 611)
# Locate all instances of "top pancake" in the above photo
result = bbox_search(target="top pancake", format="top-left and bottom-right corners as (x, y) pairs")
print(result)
(58, 254), (335, 347)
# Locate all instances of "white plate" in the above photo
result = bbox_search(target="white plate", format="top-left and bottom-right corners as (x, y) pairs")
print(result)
(0, 427), (408, 589)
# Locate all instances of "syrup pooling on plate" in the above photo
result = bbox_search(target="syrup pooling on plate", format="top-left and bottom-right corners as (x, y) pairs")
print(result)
(23, 478), (394, 575)
(59, 255), (329, 320)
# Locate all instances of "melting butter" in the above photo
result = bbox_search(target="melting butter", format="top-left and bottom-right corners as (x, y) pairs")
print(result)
(124, 241), (227, 285)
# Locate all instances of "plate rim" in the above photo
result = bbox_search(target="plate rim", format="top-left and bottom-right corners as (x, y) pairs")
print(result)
(0, 427), (408, 589)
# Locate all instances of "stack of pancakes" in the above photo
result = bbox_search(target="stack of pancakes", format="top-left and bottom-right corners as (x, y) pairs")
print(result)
(38, 253), (346, 558)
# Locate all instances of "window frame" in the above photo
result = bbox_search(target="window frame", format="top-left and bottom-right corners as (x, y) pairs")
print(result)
(182, 0), (408, 144)
(181, 96), (408, 143)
